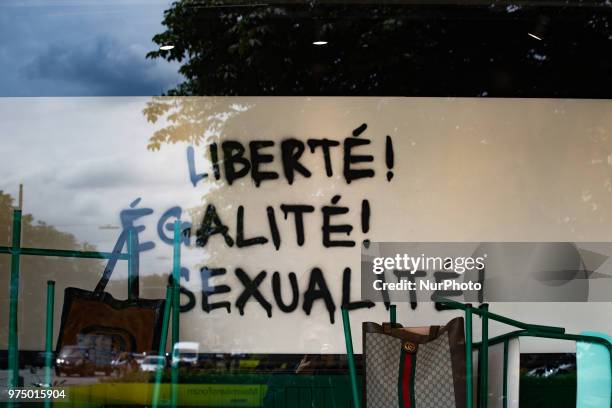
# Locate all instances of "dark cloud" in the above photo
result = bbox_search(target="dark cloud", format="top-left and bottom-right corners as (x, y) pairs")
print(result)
(0, 1), (179, 96)
(22, 36), (179, 96)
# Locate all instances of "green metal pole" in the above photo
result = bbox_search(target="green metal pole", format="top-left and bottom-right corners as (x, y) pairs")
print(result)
(127, 229), (135, 301)
(44, 280), (56, 383)
(435, 297), (564, 334)
(0, 246), (130, 260)
(171, 220), (181, 407)
(479, 304), (489, 408)
(502, 340), (508, 408)
(152, 285), (173, 408)
(465, 304), (473, 408)
(8, 209), (22, 388)
(390, 304), (397, 324)
(171, 220), (181, 347)
(341, 308), (361, 408)
(44, 280), (55, 408)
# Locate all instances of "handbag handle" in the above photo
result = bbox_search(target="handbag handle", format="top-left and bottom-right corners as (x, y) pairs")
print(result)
(428, 325), (441, 340)
(93, 228), (135, 298)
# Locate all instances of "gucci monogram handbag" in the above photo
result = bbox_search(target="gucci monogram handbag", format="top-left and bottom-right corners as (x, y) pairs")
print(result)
(362, 317), (466, 408)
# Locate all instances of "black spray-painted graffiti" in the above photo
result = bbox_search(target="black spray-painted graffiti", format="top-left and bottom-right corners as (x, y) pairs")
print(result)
(106, 124), (397, 323)
(186, 123), (395, 187)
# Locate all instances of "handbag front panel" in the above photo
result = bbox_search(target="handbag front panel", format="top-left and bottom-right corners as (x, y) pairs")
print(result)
(56, 287), (165, 354)
(413, 333), (457, 408)
(365, 332), (403, 408)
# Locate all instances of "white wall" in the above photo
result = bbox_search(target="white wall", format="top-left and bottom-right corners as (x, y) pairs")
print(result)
(1, 97), (611, 353)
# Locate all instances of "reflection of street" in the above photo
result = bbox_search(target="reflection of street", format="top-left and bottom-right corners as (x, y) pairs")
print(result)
(0, 368), (103, 388)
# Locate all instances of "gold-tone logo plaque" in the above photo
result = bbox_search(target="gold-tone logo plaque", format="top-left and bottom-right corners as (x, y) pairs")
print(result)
(404, 342), (417, 353)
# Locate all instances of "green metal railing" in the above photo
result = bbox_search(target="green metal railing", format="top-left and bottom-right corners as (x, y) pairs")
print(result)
(436, 296), (612, 408)
(6, 209), (22, 390)
(152, 285), (174, 408)
(465, 304), (473, 408)
(478, 303), (488, 408)
(341, 297), (612, 408)
(0, 208), (134, 390)
(44, 280), (55, 408)
(342, 308), (361, 408)
(151, 220), (183, 408)
(2, 208), (183, 407)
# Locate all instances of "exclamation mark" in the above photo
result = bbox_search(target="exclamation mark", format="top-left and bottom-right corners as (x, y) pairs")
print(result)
(385, 136), (394, 182)
(362, 199), (370, 247)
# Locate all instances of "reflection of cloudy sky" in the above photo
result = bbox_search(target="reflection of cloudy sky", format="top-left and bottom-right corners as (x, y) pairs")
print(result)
(0, 0), (181, 96)
(0, 97), (206, 277)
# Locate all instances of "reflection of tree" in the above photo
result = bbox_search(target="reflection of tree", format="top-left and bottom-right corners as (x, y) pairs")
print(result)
(146, 1), (424, 96)
(143, 97), (251, 151)
(142, 0), (415, 149)
(0, 190), (99, 254)
(147, 1), (612, 99)
(0, 191), (103, 349)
